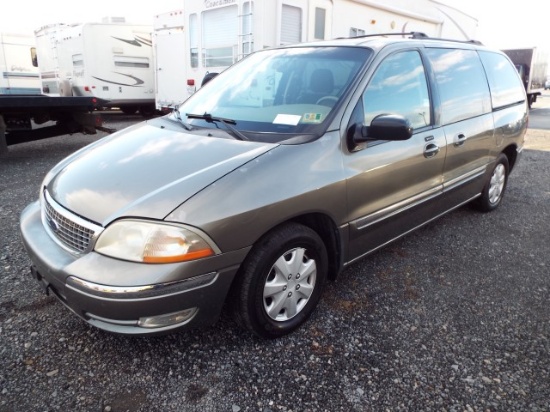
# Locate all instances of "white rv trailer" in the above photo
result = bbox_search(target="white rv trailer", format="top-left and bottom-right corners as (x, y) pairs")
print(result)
(35, 19), (156, 115)
(153, 0), (478, 111)
(0, 33), (40, 95)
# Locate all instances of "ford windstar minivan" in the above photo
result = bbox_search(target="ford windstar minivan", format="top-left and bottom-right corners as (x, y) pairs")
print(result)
(20, 33), (527, 338)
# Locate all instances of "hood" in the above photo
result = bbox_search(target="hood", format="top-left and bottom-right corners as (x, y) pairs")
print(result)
(47, 118), (276, 225)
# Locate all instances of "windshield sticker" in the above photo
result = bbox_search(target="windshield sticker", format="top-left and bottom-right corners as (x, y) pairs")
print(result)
(273, 114), (301, 126)
(302, 113), (324, 123)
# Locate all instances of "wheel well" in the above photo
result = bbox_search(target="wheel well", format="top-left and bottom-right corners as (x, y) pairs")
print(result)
(502, 145), (518, 172)
(289, 213), (342, 280)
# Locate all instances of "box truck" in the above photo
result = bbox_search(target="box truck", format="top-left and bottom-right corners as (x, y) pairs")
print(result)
(502, 47), (549, 108)
(153, 0), (478, 111)
(35, 19), (156, 116)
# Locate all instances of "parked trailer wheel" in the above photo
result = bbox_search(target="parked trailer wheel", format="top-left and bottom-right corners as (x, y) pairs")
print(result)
(120, 106), (138, 115)
(139, 105), (156, 118)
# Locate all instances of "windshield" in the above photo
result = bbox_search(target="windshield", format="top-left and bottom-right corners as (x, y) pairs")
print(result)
(177, 46), (372, 143)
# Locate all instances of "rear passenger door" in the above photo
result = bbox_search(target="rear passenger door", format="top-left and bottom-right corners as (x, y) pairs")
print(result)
(424, 48), (494, 207)
(344, 49), (447, 262)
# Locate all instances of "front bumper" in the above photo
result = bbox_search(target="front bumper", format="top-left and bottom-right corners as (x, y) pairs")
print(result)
(20, 201), (250, 335)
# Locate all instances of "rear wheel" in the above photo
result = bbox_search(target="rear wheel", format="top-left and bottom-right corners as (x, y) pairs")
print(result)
(120, 106), (138, 115)
(231, 223), (328, 339)
(139, 105), (157, 118)
(475, 153), (509, 212)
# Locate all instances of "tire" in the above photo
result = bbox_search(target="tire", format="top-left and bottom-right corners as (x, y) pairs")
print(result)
(475, 153), (509, 212)
(139, 105), (157, 118)
(231, 223), (328, 339)
(120, 106), (138, 115)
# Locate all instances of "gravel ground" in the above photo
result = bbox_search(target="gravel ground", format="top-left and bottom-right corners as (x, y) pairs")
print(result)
(1, 114), (549, 412)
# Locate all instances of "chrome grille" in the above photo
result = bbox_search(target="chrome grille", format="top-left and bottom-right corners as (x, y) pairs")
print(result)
(43, 192), (99, 253)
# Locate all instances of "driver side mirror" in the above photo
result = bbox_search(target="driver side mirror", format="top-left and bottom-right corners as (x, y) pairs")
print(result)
(348, 114), (413, 147)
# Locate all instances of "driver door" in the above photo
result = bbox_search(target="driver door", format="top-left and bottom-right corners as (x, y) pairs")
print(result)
(344, 49), (447, 262)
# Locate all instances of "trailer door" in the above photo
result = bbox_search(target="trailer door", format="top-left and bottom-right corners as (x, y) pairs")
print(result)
(155, 29), (187, 110)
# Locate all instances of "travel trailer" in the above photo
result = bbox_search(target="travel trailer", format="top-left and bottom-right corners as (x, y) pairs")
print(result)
(35, 19), (155, 115)
(0, 33), (40, 95)
(153, 0), (478, 111)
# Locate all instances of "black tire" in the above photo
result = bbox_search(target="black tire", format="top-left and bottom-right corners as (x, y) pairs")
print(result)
(120, 106), (138, 115)
(231, 223), (328, 339)
(139, 105), (157, 118)
(475, 153), (509, 212)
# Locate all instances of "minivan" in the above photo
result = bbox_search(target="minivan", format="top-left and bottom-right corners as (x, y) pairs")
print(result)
(20, 33), (527, 338)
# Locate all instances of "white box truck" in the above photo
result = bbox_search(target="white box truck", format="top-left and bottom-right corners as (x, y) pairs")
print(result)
(35, 19), (156, 116)
(0, 33), (40, 95)
(153, 0), (478, 111)
(502, 47), (549, 108)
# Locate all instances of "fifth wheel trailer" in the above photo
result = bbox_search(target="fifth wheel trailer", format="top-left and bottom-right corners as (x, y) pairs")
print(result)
(0, 32), (40, 95)
(153, 0), (478, 111)
(34, 19), (156, 116)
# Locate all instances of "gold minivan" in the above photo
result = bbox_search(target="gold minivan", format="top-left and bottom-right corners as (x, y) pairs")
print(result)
(20, 34), (527, 338)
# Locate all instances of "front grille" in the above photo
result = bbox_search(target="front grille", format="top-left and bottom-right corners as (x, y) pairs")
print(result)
(43, 192), (98, 253)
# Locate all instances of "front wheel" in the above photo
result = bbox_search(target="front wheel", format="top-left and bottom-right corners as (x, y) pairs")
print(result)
(474, 153), (509, 212)
(231, 223), (328, 339)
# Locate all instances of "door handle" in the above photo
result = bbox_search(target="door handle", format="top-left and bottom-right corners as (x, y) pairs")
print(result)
(454, 133), (467, 147)
(424, 143), (440, 158)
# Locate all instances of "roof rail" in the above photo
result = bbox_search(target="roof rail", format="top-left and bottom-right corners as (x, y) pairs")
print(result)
(342, 31), (484, 46)
(342, 32), (429, 40)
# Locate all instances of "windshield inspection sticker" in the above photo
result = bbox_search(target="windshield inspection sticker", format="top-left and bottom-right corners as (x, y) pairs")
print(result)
(302, 113), (324, 123)
(273, 114), (301, 126)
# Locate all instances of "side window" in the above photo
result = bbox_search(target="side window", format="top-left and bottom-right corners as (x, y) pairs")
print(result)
(362, 50), (431, 130)
(425, 48), (491, 125)
(31, 47), (38, 67)
(478, 51), (526, 109)
(189, 13), (198, 68)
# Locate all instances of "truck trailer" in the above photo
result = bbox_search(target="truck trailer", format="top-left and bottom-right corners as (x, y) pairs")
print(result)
(153, 0), (478, 111)
(1, 32), (110, 154)
(34, 19), (156, 116)
(502, 47), (549, 108)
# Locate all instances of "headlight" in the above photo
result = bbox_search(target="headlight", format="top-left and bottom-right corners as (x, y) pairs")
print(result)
(94, 220), (218, 263)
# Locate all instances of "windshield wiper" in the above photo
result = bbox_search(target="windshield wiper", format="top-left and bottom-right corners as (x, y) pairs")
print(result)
(171, 108), (193, 131)
(186, 113), (249, 141)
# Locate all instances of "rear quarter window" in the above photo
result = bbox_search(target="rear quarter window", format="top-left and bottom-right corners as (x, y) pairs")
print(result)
(478, 51), (526, 109)
(425, 48), (491, 125)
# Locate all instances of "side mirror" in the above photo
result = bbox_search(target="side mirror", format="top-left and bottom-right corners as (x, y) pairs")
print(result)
(350, 114), (413, 144)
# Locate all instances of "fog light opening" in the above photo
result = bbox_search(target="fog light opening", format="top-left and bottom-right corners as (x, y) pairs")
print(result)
(138, 307), (198, 329)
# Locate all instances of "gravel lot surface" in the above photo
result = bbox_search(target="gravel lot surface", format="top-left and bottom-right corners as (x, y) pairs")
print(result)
(1, 113), (549, 412)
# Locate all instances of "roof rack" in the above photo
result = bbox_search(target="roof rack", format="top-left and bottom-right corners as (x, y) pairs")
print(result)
(344, 31), (484, 46)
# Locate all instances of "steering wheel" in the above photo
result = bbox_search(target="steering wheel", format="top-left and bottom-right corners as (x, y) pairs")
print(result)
(316, 96), (338, 106)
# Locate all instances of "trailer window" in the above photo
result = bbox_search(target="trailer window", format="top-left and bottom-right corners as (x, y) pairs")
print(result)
(72, 54), (84, 67)
(314, 8), (326, 40)
(281, 5), (302, 44)
(189, 13), (199, 68)
(114, 56), (150, 69)
(202, 5), (238, 67)
(31, 47), (38, 67)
